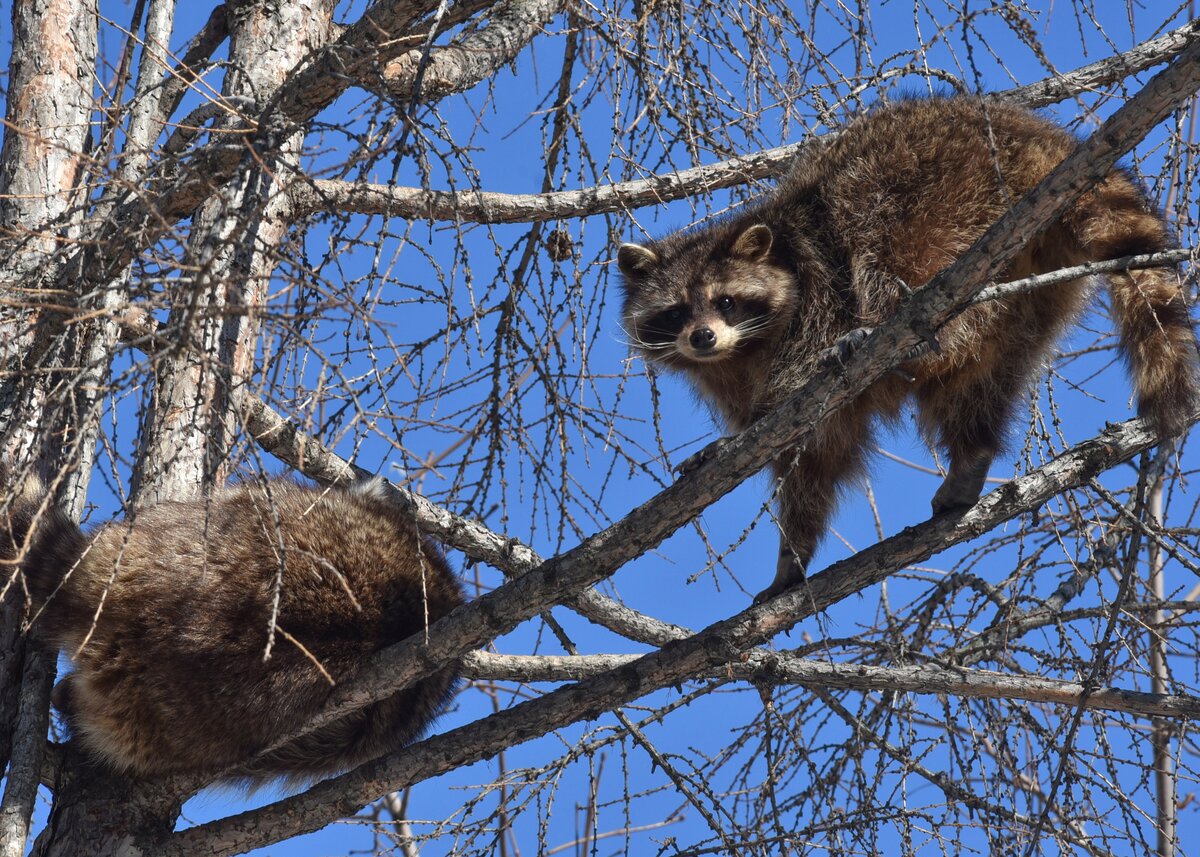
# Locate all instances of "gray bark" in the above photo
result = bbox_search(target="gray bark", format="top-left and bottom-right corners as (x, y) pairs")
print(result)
(0, 1), (97, 853)
(0, 0), (98, 460)
(131, 0), (336, 506)
(460, 651), (1200, 719)
(380, 0), (563, 99)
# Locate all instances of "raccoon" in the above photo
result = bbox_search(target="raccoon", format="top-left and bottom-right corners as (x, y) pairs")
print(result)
(1, 471), (463, 786)
(618, 96), (1199, 603)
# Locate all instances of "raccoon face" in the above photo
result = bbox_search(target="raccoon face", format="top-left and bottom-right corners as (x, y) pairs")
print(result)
(618, 224), (796, 366)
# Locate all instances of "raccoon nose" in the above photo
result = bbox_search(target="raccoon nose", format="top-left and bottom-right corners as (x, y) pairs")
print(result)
(689, 328), (717, 350)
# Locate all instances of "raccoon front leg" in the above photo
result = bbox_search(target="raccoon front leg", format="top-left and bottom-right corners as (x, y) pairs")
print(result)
(820, 326), (875, 367)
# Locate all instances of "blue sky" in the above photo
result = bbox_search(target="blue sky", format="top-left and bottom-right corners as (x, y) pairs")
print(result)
(3, 0), (1198, 853)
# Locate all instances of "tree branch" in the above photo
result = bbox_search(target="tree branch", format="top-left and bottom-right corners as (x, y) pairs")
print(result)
(155, 3), (231, 125)
(0, 648), (54, 857)
(285, 17), (1200, 226)
(996, 17), (1200, 107)
(380, 0), (562, 99)
(462, 650), (1200, 720)
(972, 248), (1194, 305)
(165, 412), (1187, 856)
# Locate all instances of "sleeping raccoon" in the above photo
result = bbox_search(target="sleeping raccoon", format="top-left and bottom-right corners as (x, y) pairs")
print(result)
(1, 472), (463, 786)
(618, 96), (1199, 603)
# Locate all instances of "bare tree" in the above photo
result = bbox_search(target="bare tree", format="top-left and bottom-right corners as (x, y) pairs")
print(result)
(2, 2), (1200, 855)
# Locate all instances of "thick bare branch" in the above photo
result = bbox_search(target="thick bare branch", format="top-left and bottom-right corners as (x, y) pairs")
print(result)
(380, 0), (563, 99)
(286, 143), (803, 223)
(463, 651), (1200, 720)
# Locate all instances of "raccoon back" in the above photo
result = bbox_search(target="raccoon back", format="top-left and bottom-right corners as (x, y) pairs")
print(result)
(37, 478), (463, 786)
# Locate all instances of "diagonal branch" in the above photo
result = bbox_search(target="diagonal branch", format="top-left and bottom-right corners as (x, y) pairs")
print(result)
(164, 413), (1186, 855)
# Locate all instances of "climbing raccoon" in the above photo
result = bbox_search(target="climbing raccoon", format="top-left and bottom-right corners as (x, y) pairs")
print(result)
(2, 472), (463, 785)
(618, 96), (1198, 602)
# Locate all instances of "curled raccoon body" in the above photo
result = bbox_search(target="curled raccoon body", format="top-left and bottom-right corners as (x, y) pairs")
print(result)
(2, 473), (463, 786)
(618, 96), (1199, 603)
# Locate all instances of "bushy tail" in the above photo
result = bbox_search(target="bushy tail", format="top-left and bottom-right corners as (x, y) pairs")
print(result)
(1, 465), (87, 628)
(1068, 175), (1200, 438)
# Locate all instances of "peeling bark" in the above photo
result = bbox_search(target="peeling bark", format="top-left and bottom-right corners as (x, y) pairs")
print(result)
(131, 0), (337, 505)
(0, 3), (97, 854)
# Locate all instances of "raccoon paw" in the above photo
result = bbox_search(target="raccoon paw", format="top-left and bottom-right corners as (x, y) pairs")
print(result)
(674, 436), (733, 478)
(51, 674), (79, 723)
(930, 473), (987, 515)
(753, 545), (807, 604)
(822, 327), (875, 367)
(753, 579), (796, 605)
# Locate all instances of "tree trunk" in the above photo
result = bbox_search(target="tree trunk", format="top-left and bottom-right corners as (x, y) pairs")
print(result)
(0, 2), (97, 853)
(131, 0), (336, 506)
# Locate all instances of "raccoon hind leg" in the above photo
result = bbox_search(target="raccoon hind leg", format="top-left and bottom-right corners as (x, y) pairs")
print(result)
(756, 401), (876, 604)
(918, 347), (1046, 514)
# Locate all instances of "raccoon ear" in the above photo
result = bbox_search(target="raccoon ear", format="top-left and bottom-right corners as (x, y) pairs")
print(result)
(617, 243), (659, 276)
(731, 224), (773, 261)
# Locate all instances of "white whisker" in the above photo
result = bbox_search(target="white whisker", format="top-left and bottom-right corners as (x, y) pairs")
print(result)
(619, 334), (677, 351)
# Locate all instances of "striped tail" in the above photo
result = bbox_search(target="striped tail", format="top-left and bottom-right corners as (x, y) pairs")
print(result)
(1067, 174), (1200, 437)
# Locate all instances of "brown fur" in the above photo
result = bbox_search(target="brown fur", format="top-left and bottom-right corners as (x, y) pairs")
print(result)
(1, 473), (463, 786)
(618, 96), (1199, 602)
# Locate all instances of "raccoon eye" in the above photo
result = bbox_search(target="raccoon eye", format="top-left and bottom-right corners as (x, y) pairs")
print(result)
(715, 296), (735, 313)
(639, 306), (688, 345)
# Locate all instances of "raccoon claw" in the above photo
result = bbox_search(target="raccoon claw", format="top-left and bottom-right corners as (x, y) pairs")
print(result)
(753, 579), (796, 605)
(822, 327), (875, 367)
(912, 320), (942, 355)
(754, 546), (806, 604)
(930, 473), (987, 515)
(674, 436), (732, 477)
